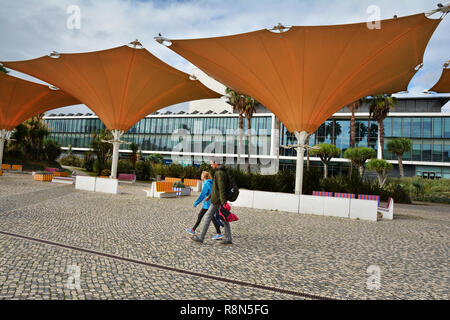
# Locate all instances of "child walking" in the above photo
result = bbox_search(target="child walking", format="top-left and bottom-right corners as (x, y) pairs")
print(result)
(186, 171), (223, 240)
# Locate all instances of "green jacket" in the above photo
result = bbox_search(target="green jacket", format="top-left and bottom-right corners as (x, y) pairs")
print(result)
(210, 167), (228, 205)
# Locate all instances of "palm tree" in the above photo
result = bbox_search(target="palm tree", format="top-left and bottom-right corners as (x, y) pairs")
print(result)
(91, 129), (113, 173)
(367, 94), (396, 158)
(25, 113), (50, 160)
(243, 96), (256, 173)
(129, 142), (139, 171)
(225, 87), (246, 169)
(346, 99), (363, 148)
(387, 138), (412, 178)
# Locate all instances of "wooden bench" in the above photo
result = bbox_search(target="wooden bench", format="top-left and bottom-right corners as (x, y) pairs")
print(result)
(164, 177), (182, 183)
(1, 164), (11, 170)
(11, 164), (23, 172)
(183, 179), (202, 192)
(312, 191), (333, 197)
(118, 173), (136, 184)
(144, 181), (177, 198)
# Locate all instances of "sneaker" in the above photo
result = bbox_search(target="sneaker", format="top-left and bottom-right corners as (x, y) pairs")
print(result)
(191, 236), (203, 243)
(211, 234), (223, 240)
(186, 228), (195, 236)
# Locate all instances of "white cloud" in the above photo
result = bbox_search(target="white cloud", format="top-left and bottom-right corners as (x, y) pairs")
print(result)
(1, 0), (449, 115)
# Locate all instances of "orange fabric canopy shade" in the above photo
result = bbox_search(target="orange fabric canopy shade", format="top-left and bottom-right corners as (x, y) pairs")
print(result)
(166, 13), (441, 133)
(2, 45), (221, 131)
(429, 66), (450, 93)
(0, 72), (79, 131)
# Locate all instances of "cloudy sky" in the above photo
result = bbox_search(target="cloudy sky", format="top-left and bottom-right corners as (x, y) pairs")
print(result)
(1, 0), (449, 114)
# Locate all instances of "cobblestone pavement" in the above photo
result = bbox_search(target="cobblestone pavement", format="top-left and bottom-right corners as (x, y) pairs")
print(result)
(0, 173), (448, 300)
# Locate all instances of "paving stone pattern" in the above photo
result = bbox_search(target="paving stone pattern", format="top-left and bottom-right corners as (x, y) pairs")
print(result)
(0, 174), (448, 300)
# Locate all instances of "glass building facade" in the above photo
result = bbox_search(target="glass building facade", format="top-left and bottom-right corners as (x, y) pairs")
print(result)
(45, 115), (273, 156)
(43, 97), (450, 178)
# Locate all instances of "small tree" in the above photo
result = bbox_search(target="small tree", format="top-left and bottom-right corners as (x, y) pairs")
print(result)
(366, 159), (392, 188)
(344, 147), (376, 176)
(310, 144), (340, 178)
(387, 138), (412, 178)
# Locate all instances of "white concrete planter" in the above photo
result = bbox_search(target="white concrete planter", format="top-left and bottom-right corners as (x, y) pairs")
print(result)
(299, 195), (324, 216)
(324, 197), (350, 218)
(230, 188), (385, 222)
(75, 176), (96, 192)
(252, 190), (300, 213)
(95, 177), (118, 194)
(349, 198), (378, 221)
(232, 189), (255, 208)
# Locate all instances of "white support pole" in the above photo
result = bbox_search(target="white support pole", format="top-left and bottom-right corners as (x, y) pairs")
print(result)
(0, 129), (10, 167)
(294, 130), (308, 195)
(110, 130), (124, 179)
(270, 115), (281, 174)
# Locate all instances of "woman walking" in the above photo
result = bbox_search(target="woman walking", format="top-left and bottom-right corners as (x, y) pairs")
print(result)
(186, 171), (223, 240)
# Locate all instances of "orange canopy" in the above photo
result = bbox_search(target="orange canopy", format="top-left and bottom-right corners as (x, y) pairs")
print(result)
(0, 72), (79, 131)
(429, 65), (450, 93)
(166, 13), (441, 133)
(2, 45), (221, 131)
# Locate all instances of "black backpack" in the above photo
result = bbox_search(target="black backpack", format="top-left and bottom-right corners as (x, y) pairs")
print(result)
(219, 167), (240, 202)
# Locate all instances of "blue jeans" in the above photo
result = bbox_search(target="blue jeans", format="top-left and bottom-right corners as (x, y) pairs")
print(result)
(199, 204), (232, 242)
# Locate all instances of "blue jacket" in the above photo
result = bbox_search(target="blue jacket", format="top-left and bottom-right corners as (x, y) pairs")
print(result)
(193, 179), (213, 209)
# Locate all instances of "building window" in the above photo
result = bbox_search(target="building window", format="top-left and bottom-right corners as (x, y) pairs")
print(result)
(423, 118), (432, 138)
(433, 118), (442, 138)
(422, 144), (432, 162)
(392, 118), (401, 137)
(412, 142), (421, 161)
(433, 143), (442, 162)
(402, 117), (411, 137)
(444, 118), (450, 138)
(412, 118), (421, 138)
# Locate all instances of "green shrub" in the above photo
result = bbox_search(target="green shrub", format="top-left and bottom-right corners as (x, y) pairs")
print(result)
(152, 163), (167, 179)
(275, 169), (295, 193)
(301, 168), (322, 195)
(173, 181), (186, 188)
(117, 159), (132, 174)
(167, 163), (184, 178)
(59, 155), (82, 167)
(135, 161), (152, 181)
(389, 177), (450, 204)
(181, 165), (202, 179)
(82, 152), (95, 172)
